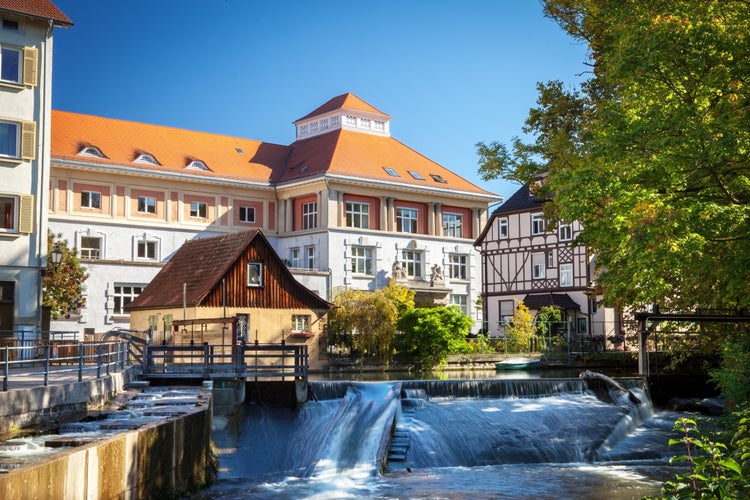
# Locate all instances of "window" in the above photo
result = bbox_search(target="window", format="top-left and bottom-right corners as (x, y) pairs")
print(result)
(0, 121), (19, 158)
(498, 217), (509, 238)
(187, 160), (209, 171)
(430, 174), (447, 183)
(113, 284), (144, 315)
(292, 315), (310, 332)
(81, 190), (101, 209)
(134, 153), (159, 165)
(247, 263), (263, 287)
(383, 167), (399, 177)
(304, 246), (316, 270)
(2, 20), (20, 31)
(396, 207), (418, 233)
(547, 251), (555, 269)
(350, 246), (373, 274)
(401, 250), (423, 279)
(78, 146), (105, 158)
(137, 240), (157, 260)
(532, 253), (546, 279)
(0, 194), (31, 233)
(80, 236), (102, 259)
(290, 248), (301, 268)
(559, 223), (573, 241)
(190, 201), (207, 218)
(1, 46), (20, 83)
(302, 201), (317, 229)
(450, 294), (468, 315)
(448, 254), (468, 280)
(560, 263), (573, 287)
(442, 213), (463, 238)
(407, 170), (425, 180)
(239, 205), (255, 223)
(531, 214), (546, 235)
(137, 196), (156, 214)
(345, 202), (369, 229)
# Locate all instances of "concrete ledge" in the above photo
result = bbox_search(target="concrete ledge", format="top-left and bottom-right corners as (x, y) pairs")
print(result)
(0, 367), (138, 435)
(0, 387), (215, 499)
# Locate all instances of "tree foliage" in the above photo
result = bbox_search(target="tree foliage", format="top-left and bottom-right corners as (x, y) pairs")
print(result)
(504, 300), (535, 353)
(397, 305), (473, 370)
(328, 283), (414, 364)
(42, 233), (88, 320)
(477, 0), (750, 312)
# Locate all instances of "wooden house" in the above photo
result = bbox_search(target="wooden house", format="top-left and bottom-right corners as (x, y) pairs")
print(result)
(125, 229), (332, 369)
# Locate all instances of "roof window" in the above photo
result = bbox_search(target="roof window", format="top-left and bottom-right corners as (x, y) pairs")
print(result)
(134, 153), (160, 165)
(430, 174), (447, 183)
(407, 170), (425, 180)
(235, 147), (244, 153)
(383, 167), (400, 177)
(78, 146), (106, 158)
(187, 160), (209, 171)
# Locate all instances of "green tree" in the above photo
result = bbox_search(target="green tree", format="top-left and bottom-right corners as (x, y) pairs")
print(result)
(397, 305), (473, 371)
(43, 233), (88, 320)
(504, 300), (535, 353)
(328, 282), (414, 364)
(536, 305), (562, 351)
(477, 0), (750, 313)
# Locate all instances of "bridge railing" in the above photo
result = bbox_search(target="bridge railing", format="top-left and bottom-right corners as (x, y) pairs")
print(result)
(143, 342), (308, 380)
(1, 341), (128, 391)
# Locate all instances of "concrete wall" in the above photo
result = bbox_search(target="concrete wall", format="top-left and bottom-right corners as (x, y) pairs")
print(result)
(0, 394), (215, 499)
(0, 367), (138, 435)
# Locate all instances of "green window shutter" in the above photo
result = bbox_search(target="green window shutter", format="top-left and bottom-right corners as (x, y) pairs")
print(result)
(21, 121), (36, 160)
(23, 46), (38, 87)
(19, 194), (34, 234)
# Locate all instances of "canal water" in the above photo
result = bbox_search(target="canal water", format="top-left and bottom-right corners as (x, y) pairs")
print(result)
(193, 374), (689, 499)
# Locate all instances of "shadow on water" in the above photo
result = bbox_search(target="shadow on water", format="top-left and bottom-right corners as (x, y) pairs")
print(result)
(197, 377), (688, 499)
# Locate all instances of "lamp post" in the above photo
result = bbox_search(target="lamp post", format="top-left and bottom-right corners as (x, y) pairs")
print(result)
(50, 244), (63, 267)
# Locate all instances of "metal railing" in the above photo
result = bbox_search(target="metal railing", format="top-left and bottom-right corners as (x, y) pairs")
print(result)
(1, 341), (128, 391)
(143, 342), (308, 380)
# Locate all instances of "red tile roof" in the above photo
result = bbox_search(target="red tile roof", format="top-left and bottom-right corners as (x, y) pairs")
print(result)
(0, 0), (72, 25)
(278, 128), (495, 196)
(52, 110), (286, 184)
(295, 92), (389, 122)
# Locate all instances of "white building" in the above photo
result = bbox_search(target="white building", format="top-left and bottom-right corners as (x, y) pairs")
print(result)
(0, 0), (71, 339)
(49, 93), (500, 336)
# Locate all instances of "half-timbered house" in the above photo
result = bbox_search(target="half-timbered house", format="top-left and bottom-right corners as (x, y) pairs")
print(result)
(125, 229), (332, 369)
(474, 184), (620, 347)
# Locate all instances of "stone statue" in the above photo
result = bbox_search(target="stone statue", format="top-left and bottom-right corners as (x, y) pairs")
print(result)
(430, 264), (444, 286)
(392, 261), (405, 280)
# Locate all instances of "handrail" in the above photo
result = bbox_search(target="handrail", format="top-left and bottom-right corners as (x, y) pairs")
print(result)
(2, 341), (129, 391)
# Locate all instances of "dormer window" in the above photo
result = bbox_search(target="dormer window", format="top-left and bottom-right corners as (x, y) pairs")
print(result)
(430, 174), (447, 183)
(78, 146), (106, 158)
(187, 160), (209, 171)
(134, 153), (160, 165)
(383, 167), (400, 177)
(408, 170), (425, 180)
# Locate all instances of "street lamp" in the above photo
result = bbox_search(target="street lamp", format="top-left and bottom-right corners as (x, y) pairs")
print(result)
(50, 244), (63, 267)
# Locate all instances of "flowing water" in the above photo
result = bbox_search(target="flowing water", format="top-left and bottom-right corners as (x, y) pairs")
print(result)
(195, 378), (689, 499)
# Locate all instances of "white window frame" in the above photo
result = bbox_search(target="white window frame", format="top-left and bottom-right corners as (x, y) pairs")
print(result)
(292, 314), (310, 332)
(396, 207), (419, 233)
(448, 254), (468, 280)
(559, 263), (574, 287)
(532, 252), (546, 279)
(136, 240), (158, 260)
(190, 201), (207, 218)
(498, 217), (509, 238)
(290, 247), (302, 268)
(302, 201), (317, 229)
(450, 294), (468, 315)
(401, 250), (423, 279)
(442, 212), (463, 237)
(239, 205), (256, 223)
(531, 213), (546, 235)
(346, 201), (369, 229)
(559, 223), (573, 241)
(0, 45), (21, 84)
(79, 235), (102, 259)
(112, 284), (144, 315)
(81, 190), (101, 210)
(137, 196), (156, 214)
(247, 262), (263, 287)
(350, 246), (374, 275)
(304, 245), (316, 270)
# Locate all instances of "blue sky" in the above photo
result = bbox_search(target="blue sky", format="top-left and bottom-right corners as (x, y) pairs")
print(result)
(50, 0), (589, 202)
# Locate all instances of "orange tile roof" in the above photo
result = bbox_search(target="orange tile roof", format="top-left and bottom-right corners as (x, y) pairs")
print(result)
(52, 110), (287, 184)
(295, 92), (390, 122)
(279, 129), (496, 196)
(0, 0), (72, 25)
